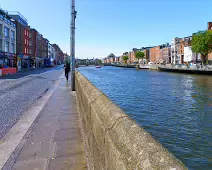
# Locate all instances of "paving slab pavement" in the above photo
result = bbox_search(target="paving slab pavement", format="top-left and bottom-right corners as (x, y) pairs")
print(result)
(6, 77), (87, 170)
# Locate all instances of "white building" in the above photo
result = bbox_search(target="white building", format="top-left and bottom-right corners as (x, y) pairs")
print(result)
(184, 46), (196, 62)
(51, 45), (56, 60)
(47, 43), (57, 63)
(171, 37), (182, 64)
(0, 9), (16, 67)
(48, 43), (51, 58)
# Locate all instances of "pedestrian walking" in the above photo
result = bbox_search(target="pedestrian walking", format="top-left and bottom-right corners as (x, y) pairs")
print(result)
(64, 62), (70, 81)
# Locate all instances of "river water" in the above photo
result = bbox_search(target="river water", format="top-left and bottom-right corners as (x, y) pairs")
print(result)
(78, 66), (212, 170)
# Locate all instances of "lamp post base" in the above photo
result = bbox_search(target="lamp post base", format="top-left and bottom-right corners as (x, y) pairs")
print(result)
(71, 70), (75, 91)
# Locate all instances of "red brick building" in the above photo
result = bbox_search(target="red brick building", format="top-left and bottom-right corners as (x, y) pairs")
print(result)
(42, 38), (48, 58)
(30, 29), (38, 58)
(10, 12), (31, 70)
(160, 44), (171, 63)
(149, 46), (161, 63)
(24, 26), (31, 57)
(52, 44), (63, 65)
(207, 22), (212, 60)
(141, 47), (150, 62)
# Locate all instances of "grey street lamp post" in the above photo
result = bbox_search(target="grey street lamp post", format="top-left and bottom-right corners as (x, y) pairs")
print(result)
(71, 0), (77, 91)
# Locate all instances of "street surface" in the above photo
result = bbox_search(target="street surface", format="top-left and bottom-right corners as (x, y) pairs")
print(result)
(0, 66), (64, 139)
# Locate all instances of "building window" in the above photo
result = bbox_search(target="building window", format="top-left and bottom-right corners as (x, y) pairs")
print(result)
(0, 39), (2, 51)
(25, 39), (26, 45)
(25, 47), (26, 53)
(25, 30), (26, 36)
(11, 43), (15, 53)
(4, 26), (9, 38)
(11, 30), (15, 41)
(4, 41), (9, 52)
(0, 24), (2, 35)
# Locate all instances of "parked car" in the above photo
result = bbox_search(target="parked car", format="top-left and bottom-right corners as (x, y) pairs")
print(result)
(148, 62), (154, 65)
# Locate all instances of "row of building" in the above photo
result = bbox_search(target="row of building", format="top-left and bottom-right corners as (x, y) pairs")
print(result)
(103, 22), (212, 65)
(0, 8), (65, 72)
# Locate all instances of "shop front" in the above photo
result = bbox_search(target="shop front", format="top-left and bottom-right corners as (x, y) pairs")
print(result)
(5, 53), (17, 68)
(17, 54), (24, 71)
(30, 57), (35, 68)
(17, 55), (31, 71)
(22, 55), (31, 70)
(0, 52), (17, 76)
(0, 52), (4, 76)
(0, 52), (4, 68)
(36, 57), (44, 68)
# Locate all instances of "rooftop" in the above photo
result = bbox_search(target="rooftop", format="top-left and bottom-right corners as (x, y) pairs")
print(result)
(0, 8), (11, 19)
(9, 11), (27, 23)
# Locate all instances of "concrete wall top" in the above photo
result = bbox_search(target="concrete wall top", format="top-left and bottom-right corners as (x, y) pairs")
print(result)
(75, 71), (187, 170)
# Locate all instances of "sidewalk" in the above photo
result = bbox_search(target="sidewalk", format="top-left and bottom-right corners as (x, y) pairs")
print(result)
(8, 76), (87, 170)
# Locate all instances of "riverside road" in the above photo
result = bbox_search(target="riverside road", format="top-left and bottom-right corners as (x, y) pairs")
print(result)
(0, 66), (63, 140)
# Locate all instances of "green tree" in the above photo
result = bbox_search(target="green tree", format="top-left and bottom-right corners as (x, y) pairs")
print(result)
(135, 51), (145, 63)
(95, 59), (102, 66)
(191, 30), (212, 65)
(122, 55), (129, 65)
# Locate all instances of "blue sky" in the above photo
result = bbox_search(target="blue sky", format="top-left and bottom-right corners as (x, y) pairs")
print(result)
(1, 0), (212, 59)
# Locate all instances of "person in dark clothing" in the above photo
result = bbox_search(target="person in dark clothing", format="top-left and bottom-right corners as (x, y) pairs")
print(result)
(65, 62), (71, 81)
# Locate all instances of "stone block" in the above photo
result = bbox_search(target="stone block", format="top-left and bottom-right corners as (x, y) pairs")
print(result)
(59, 120), (78, 130)
(27, 131), (54, 144)
(54, 129), (81, 141)
(91, 94), (127, 129)
(18, 142), (56, 161)
(17, 143), (40, 161)
(13, 159), (47, 170)
(59, 114), (78, 122)
(107, 117), (186, 169)
(60, 109), (77, 115)
(104, 135), (126, 170)
(47, 156), (87, 170)
(55, 140), (83, 157)
(92, 137), (104, 170)
(35, 142), (56, 159)
(90, 108), (106, 163)
(38, 115), (60, 123)
(33, 121), (60, 132)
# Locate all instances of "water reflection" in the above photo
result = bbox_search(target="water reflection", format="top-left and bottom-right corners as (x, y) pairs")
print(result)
(79, 66), (212, 170)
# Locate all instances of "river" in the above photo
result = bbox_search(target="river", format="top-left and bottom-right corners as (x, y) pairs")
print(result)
(78, 66), (212, 170)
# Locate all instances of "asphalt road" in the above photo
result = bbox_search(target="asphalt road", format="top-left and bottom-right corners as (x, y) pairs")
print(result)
(0, 66), (64, 139)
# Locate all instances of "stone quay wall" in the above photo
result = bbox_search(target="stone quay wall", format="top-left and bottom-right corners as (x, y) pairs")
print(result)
(75, 71), (187, 170)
